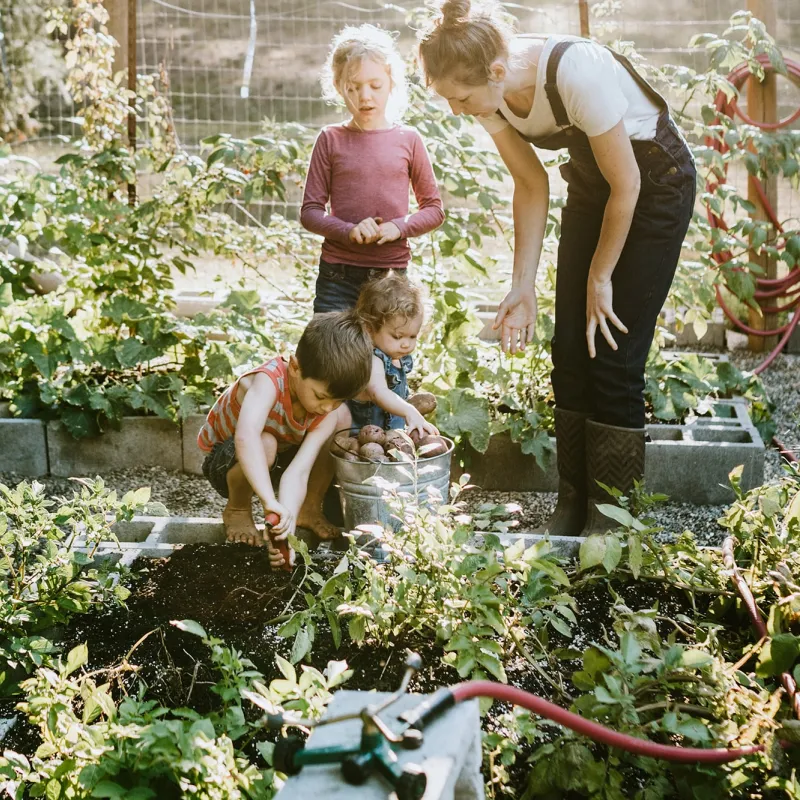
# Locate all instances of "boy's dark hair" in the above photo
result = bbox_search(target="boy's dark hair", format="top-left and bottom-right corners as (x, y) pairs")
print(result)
(295, 311), (372, 399)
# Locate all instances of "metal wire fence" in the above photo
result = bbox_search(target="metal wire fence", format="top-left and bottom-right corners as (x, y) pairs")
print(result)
(22, 0), (800, 224)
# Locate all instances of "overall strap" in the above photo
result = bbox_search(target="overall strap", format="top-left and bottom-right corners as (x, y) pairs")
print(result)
(604, 47), (669, 113)
(544, 39), (578, 128)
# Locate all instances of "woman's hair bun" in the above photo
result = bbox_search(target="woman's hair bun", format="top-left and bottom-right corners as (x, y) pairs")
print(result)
(439, 0), (471, 28)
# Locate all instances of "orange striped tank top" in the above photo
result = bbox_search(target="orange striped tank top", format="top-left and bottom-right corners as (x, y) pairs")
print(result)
(197, 357), (325, 453)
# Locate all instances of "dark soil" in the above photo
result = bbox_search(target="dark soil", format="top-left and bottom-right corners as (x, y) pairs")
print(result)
(1, 545), (705, 797)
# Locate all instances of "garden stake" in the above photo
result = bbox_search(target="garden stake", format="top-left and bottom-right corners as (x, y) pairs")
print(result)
(265, 512), (292, 572)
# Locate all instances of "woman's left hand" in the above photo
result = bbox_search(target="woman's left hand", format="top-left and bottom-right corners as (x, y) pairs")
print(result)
(586, 275), (628, 358)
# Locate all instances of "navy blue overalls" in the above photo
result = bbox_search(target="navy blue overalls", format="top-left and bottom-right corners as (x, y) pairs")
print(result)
(505, 39), (696, 428)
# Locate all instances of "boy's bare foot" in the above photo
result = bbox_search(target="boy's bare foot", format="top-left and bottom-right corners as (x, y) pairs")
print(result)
(297, 512), (341, 541)
(222, 506), (263, 547)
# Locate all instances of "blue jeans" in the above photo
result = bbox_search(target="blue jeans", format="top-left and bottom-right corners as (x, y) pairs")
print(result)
(313, 260), (405, 314)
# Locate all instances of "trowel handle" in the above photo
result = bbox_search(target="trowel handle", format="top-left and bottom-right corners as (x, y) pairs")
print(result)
(265, 512), (292, 572)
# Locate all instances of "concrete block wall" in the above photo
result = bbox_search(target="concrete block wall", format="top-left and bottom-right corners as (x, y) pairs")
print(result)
(456, 399), (764, 505)
(0, 396), (765, 505)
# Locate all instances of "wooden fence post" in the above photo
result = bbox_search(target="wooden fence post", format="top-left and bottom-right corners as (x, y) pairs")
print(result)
(746, 0), (778, 352)
(104, 0), (137, 205)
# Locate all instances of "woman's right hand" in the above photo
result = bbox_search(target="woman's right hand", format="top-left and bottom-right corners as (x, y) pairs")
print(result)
(493, 287), (538, 354)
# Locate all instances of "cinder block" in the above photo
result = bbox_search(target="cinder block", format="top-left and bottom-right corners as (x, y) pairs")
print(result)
(0, 419), (48, 476)
(111, 518), (158, 542)
(452, 432), (558, 492)
(181, 413), (208, 476)
(278, 690), (483, 800)
(496, 532), (583, 560)
(161, 517), (225, 544)
(455, 400), (764, 505)
(47, 417), (182, 477)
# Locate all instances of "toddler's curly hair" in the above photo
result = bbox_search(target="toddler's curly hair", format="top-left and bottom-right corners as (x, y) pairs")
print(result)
(355, 270), (424, 332)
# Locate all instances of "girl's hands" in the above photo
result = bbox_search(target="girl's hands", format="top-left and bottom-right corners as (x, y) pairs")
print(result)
(349, 217), (381, 244)
(376, 221), (401, 245)
(493, 287), (538, 354)
(348, 218), (401, 245)
(586, 275), (628, 358)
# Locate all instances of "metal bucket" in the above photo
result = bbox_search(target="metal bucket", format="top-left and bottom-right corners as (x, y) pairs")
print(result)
(332, 429), (454, 531)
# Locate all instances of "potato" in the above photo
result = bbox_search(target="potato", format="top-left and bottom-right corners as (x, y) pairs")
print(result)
(408, 393), (437, 417)
(358, 425), (386, 447)
(384, 430), (411, 451)
(343, 451), (361, 462)
(408, 429), (423, 447)
(359, 442), (386, 460)
(416, 435), (448, 459)
(333, 433), (359, 456)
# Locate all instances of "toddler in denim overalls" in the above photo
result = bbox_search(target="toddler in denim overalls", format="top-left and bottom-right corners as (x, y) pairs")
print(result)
(349, 271), (439, 438)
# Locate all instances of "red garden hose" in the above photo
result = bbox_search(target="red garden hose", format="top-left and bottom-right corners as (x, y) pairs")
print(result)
(448, 681), (763, 763)
(705, 54), (800, 375)
(405, 682), (763, 764)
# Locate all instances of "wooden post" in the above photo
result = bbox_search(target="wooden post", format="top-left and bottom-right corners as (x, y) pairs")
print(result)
(746, 0), (778, 352)
(579, 0), (590, 38)
(104, 0), (137, 205)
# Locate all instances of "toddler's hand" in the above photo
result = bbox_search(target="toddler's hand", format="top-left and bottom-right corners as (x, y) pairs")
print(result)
(266, 537), (295, 569)
(376, 221), (401, 245)
(349, 217), (382, 244)
(406, 410), (438, 439)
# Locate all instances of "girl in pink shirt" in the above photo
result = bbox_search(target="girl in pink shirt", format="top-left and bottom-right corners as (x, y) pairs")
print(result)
(301, 25), (445, 313)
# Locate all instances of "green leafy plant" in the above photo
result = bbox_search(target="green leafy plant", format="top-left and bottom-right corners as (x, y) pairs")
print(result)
(0, 478), (147, 696)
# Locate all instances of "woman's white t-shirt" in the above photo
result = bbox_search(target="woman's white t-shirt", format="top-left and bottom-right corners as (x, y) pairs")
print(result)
(478, 35), (661, 141)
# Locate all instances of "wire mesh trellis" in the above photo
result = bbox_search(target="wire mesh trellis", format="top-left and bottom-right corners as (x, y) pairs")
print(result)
(20, 0), (800, 225)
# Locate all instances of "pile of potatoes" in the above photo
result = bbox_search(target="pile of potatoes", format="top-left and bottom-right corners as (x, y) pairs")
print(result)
(332, 392), (447, 462)
(333, 426), (450, 463)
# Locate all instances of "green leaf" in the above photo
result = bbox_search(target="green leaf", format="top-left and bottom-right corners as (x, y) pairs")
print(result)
(619, 632), (641, 665)
(435, 388), (491, 453)
(275, 654), (296, 683)
(171, 619), (208, 639)
(681, 649), (714, 669)
(579, 535), (606, 571)
(291, 627), (312, 664)
(627, 535), (642, 579)
(757, 634), (800, 677)
(65, 643), (88, 675)
(602, 535), (622, 573)
(596, 504), (646, 531)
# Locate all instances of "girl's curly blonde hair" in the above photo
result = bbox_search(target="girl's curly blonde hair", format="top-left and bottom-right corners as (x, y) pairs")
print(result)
(355, 271), (424, 332)
(320, 24), (409, 122)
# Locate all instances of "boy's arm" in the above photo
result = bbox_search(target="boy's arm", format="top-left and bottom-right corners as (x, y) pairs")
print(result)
(278, 410), (340, 524)
(234, 373), (280, 508)
(388, 133), (445, 239)
(300, 131), (355, 245)
(364, 356), (438, 437)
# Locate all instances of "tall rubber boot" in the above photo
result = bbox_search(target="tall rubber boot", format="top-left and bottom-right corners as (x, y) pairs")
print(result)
(534, 408), (592, 536)
(583, 420), (646, 536)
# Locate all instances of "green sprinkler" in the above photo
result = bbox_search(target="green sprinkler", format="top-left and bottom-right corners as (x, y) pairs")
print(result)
(266, 651), (429, 800)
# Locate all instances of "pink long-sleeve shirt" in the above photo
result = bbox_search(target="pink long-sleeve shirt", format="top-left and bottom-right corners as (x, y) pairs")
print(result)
(300, 124), (445, 269)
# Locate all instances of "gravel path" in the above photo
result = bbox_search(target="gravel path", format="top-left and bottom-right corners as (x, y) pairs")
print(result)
(2, 352), (795, 550)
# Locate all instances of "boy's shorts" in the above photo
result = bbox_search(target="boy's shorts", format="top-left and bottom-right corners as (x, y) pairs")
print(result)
(202, 437), (299, 499)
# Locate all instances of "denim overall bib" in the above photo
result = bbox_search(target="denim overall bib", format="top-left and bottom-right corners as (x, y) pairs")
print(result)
(509, 39), (696, 429)
(348, 349), (413, 431)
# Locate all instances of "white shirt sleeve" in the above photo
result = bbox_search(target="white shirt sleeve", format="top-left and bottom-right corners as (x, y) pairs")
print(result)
(476, 112), (510, 136)
(557, 43), (629, 137)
